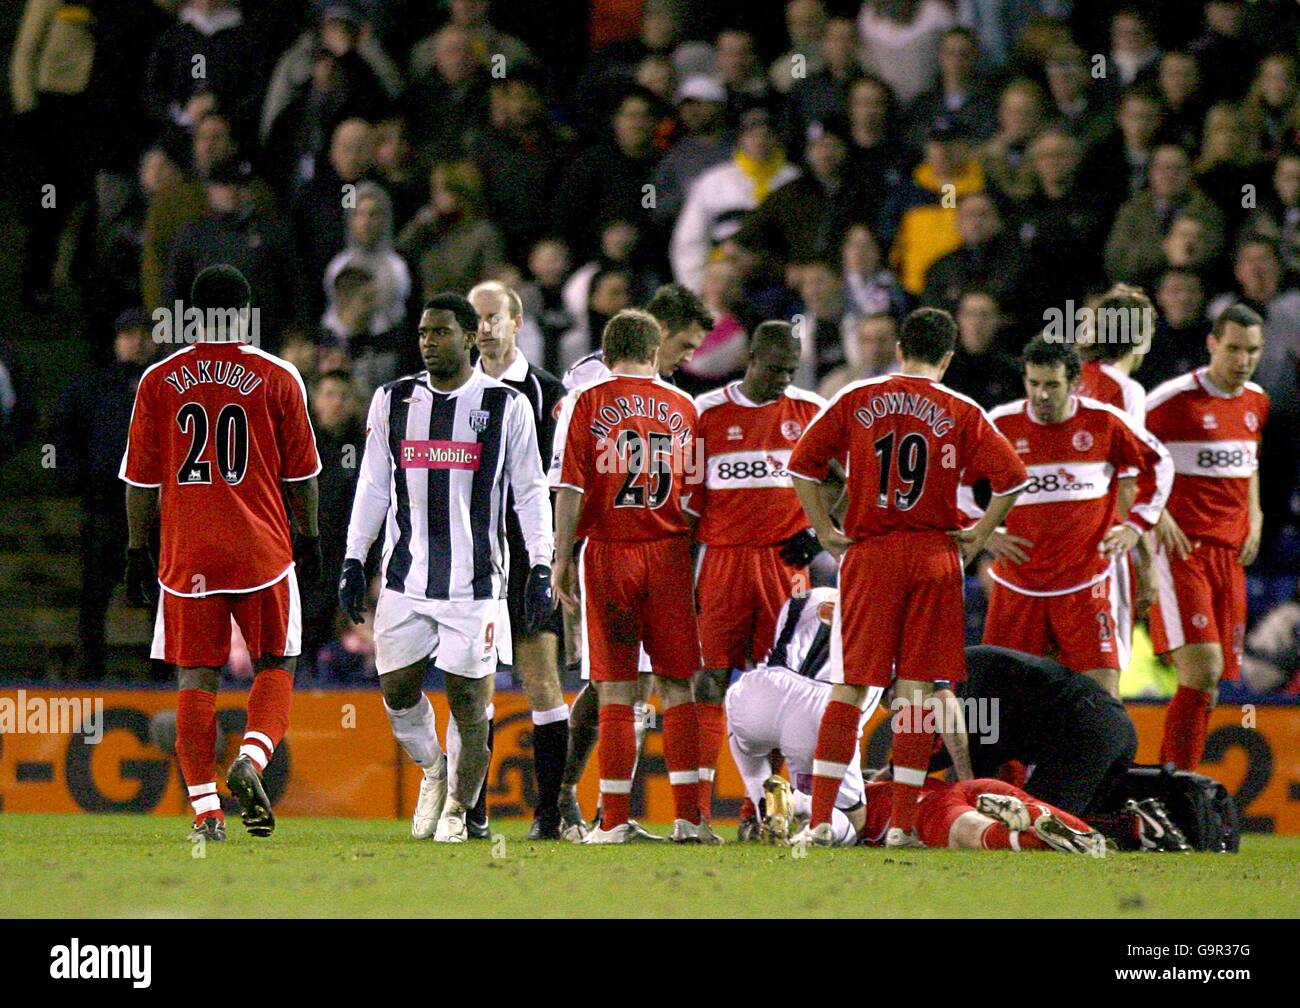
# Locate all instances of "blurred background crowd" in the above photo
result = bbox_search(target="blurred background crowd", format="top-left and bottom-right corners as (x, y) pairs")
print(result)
(1, 0), (1298, 696)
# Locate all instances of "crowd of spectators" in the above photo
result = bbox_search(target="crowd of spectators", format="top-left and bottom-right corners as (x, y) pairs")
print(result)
(11, 0), (1300, 689)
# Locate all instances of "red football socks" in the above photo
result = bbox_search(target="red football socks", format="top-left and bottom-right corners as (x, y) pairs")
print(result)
(1159, 685), (1214, 770)
(662, 703), (701, 824)
(811, 700), (861, 827)
(241, 667), (293, 772)
(176, 688), (219, 821)
(695, 701), (725, 819)
(597, 704), (636, 828)
(891, 705), (935, 832)
(980, 822), (1047, 851)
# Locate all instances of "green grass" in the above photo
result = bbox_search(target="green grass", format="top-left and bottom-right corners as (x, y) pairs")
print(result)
(1, 814), (1296, 918)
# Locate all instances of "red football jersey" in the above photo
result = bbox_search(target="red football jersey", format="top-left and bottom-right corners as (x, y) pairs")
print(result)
(119, 342), (321, 595)
(687, 382), (825, 545)
(788, 374), (1028, 538)
(982, 397), (1173, 594)
(1145, 368), (1268, 550)
(1077, 360), (1147, 424)
(555, 374), (697, 542)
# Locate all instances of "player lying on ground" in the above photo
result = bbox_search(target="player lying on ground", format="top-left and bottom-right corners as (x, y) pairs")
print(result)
(850, 777), (1107, 854)
(121, 265), (323, 842)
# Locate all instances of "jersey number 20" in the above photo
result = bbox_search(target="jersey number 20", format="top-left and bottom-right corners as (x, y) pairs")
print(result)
(176, 402), (250, 486)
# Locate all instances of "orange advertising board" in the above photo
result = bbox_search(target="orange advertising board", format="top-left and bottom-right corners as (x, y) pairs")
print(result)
(1, 689), (1298, 833)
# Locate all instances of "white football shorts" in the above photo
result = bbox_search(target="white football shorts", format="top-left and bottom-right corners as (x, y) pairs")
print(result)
(373, 589), (512, 677)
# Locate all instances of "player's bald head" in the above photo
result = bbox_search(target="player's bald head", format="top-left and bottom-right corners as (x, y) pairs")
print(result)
(468, 280), (523, 319)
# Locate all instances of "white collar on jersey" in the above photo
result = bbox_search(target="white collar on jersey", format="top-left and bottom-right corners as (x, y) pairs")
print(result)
(419, 369), (482, 397)
(1196, 367), (1243, 399)
(727, 382), (781, 408)
(1025, 395), (1079, 425)
(476, 348), (529, 383)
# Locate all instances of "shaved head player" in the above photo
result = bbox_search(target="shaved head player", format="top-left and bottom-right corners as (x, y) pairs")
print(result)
(121, 264), (323, 842)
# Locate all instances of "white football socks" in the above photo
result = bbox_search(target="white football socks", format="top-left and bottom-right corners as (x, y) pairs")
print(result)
(384, 694), (443, 771)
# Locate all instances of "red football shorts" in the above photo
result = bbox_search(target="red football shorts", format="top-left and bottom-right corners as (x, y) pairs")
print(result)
(983, 575), (1122, 672)
(579, 536), (701, 682)
(915, 778), (1094, 848)
(695, 543), (808, 669)
(1150, 541), (1246, 680)
(836, 530), (966, 688)
(151, 572), (300, 668)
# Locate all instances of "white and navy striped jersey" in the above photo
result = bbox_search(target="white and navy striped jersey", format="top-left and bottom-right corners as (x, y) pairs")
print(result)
(345, 369), (553, 601)
(763, 587), (837, 683)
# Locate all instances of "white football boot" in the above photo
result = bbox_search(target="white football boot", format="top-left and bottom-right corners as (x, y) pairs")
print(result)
(1033, 812), (1107, 857)
(411, 754), (448, 839)
(583, 820), (665, 844)
(975, 792), (1033, 832)
(790, 822), (836, 847)
(883, 826), (925, 849)
(668, 818), (724, 844)
(434, 798), (468, 843)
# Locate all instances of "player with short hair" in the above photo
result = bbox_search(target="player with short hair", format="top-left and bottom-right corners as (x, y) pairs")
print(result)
(978, 335), (1173, 698)
(469, 280), (570, 840)
(551, 308), (718, 843)
(1146, 303), (1269, 770)
(787, 306), (1030, 848)
(121, 264), (322, 842)
(552, 282), (711, 838)
(339, 292), (554, 843)
(561, 281), (712, 392)
(688, 320), (829, 823)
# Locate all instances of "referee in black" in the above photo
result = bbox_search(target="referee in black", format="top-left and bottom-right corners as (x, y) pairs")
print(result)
(469, 281), (570, 839)
(931, 645), (1138, 816)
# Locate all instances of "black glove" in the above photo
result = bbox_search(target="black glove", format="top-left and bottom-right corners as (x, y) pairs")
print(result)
(293, 532), (322, 590)
(778, 528), (825, 567)
(522, 564), (554, 634)
(125, 546), (159, 609)
(338, 558), (367, 624)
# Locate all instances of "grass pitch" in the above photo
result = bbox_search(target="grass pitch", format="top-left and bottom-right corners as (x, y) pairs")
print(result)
(1, 814), (1296, 918)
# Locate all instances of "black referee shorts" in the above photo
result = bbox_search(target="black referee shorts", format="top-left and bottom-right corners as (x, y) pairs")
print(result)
(506, 525), (562, 640)
(1024, 694), (1138, 817)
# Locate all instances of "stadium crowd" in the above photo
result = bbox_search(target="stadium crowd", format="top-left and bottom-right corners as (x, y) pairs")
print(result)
(8, 0), (1300, 695)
